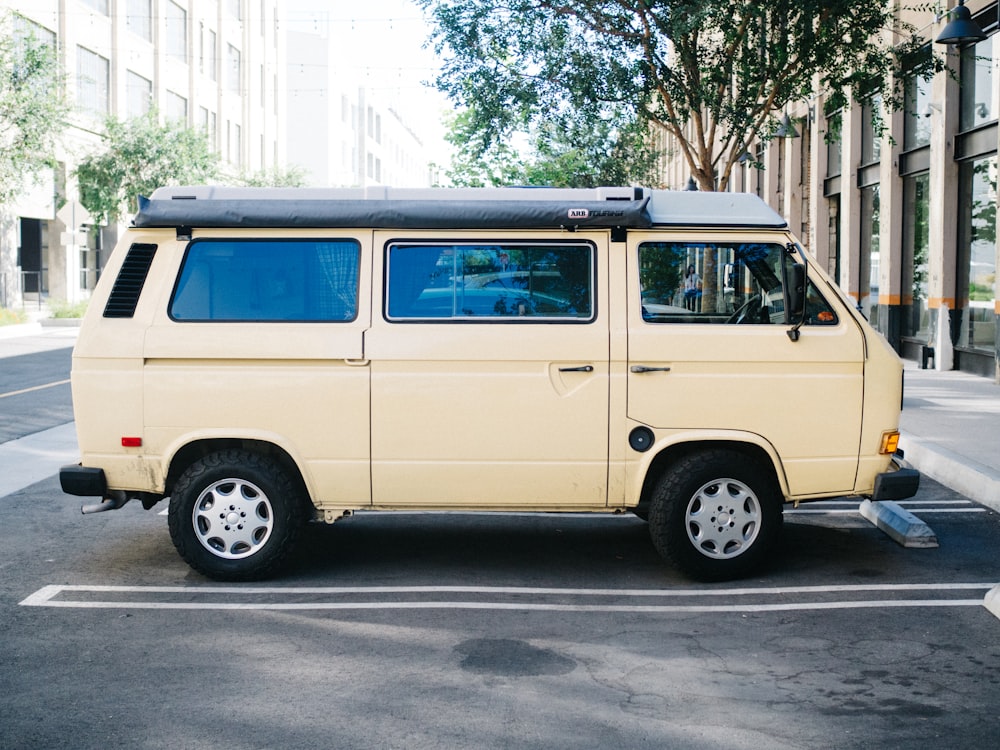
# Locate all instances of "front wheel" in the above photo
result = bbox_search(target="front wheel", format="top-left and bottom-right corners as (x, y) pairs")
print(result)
(168, 450), (307, 581)
(648, 449), (782, 581)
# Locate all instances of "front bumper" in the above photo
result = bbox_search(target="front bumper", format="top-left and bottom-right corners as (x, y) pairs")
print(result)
(871, 455), (920, 501)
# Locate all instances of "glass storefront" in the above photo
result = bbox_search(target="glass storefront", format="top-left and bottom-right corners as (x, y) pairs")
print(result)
(902, 173), (931, 340)
(860, 184), (880, 327)
(957, 155), (997, 354)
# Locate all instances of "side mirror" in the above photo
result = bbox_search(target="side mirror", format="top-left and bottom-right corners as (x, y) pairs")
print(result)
(786, 263), (806, 322)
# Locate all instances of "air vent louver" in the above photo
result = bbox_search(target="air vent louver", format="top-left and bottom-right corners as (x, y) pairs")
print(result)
(103, 243), (157, 318)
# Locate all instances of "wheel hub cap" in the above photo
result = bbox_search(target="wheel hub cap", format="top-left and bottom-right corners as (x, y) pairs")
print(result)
(192, 478), (274, 560)
(686, 479), (761, 559)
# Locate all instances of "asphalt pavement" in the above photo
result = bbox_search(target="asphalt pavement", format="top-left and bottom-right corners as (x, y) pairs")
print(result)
(0, 320), (997, 510)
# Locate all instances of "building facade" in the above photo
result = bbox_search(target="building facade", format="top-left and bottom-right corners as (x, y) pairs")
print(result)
(659, 1), (1000, 383)
(283, 0), (435, 188)
(0, 0), (285, 309)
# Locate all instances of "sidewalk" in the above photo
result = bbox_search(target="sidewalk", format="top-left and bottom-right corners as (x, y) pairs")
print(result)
(0, 322), (998, 509)
(898, 360), (1000, 512)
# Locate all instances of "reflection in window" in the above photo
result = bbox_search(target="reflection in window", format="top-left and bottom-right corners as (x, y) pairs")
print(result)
(386, 243), (593, 321)
(861, 97), (882, 165)
(960, 37), (995, 131)
(860, 184), (881, 328)
(902, 173), (931, 340)
(170, 240), (360, 322)
(957, 156), (997, 353)
(904, 49), (932, 150)
(638, 242), (837, 326)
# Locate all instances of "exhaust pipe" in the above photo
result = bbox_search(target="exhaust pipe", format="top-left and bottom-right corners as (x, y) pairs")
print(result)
(81, 491), (131, 515)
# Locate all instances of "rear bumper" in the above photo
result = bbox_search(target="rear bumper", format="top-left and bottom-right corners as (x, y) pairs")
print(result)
(871, 455), (920, 501)
(60, 465), (107, 497)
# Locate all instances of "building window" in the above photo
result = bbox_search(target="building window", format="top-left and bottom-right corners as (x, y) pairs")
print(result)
(232, 123), (242, 165)
(226, 44), (241, 93)
(227, 0), (243, 20)
(902, 173), (931, 340)
(125, 70), (152, 118)
(127, 0), (152, 41)
(825, 110), (842, 179)
(165, 90), (188, 122)
(81, 0), (109, 14)
(960, 37), (995, 131)
(76, 46), (109, 118)
(859, 184), (880, 328)
(166, 1), (187, 64)
(207, 30), (218, 81)
(860, 97), (882, 165)
(904, 52), (932, 150)
(957, 156), (997, 353)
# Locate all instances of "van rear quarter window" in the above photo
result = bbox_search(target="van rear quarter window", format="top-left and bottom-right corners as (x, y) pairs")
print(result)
(386, 242), (595, 321)
(169, 239), (361, 322)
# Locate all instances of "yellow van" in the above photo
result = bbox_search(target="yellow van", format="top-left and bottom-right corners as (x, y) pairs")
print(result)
(60, 186), (919, 581)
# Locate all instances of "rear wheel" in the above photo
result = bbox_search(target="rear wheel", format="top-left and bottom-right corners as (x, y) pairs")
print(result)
(648, 449), (782, 581)
(168, 449), (306, 581)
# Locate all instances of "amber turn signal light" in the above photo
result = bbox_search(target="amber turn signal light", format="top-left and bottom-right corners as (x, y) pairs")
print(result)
(879, 431), (900, 455)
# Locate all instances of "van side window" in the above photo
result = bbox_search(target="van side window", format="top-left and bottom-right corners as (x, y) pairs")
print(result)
(386, 242), (594, 321)
(170, 239), (360, 322)
(638, 241), (837, 325)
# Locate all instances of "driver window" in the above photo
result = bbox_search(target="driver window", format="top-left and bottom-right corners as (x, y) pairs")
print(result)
(638, 241), (837, 325)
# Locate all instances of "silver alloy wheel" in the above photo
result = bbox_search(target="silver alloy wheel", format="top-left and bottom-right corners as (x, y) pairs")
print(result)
(192, 478), (274, 559)
(685, 478), (761, 559)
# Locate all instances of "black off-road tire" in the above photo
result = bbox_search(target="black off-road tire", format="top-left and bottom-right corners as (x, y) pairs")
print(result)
(168, 449), (307, 581)
(648, 449), (782, 581)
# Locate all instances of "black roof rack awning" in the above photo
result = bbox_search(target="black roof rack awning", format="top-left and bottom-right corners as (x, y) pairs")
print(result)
(133, 196), (653, 231)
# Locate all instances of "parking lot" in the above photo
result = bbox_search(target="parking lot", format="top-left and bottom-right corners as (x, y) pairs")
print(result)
(2, 472), (998, 750)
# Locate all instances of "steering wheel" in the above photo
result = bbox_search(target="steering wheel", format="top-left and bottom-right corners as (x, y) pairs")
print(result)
(726, 294), (762, 324)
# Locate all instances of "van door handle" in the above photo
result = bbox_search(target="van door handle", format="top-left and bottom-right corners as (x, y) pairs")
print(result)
(630, 365), (671, 373)
(344, 358), (370, 367)
(558, 365), (594, 372)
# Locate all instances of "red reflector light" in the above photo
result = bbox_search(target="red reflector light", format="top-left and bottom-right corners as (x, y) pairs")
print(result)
(121, 437), (142, 447)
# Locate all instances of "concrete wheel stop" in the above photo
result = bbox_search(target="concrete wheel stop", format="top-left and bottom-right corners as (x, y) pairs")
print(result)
(858, 499), (938, 548)
(985, 585), (1000, 622)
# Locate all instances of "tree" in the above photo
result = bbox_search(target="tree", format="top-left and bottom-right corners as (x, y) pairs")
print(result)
(421, 0), (937, 191)
(0, 11), (67, 205)
(445, 103), (662, 187)
(75, 110), (218, 224)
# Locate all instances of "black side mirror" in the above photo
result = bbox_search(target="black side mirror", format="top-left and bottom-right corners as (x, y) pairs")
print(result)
(786, 263), (806, 322)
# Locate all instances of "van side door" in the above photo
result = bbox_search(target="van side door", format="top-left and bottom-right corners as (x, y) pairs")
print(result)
(367, 232), (610, 507)
(627, 233), (865, 497)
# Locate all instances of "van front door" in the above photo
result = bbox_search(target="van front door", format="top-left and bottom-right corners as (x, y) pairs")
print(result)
(367, 233), (610, 507)
(627, 235), (865, 497)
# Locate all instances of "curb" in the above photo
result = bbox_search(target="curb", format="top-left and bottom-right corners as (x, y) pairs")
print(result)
(902, 435), (1000, 514)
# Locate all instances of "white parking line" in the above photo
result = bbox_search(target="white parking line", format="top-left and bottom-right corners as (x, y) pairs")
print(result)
(19, 582), (997, 613)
